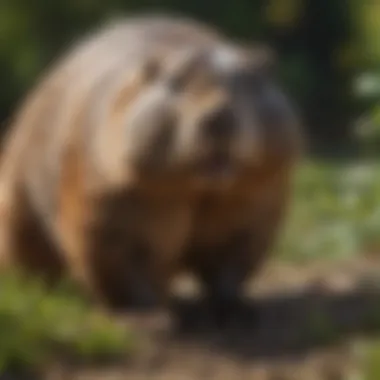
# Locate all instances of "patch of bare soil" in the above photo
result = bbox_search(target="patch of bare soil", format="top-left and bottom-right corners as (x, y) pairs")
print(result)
(47, 256), (380, 380)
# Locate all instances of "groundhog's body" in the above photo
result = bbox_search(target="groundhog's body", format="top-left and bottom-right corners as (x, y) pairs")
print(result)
(0, 14), (302, 317)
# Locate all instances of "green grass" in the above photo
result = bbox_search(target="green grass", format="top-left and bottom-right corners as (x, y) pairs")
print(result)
(278, 159), (380, 262)
(276, 158), (380, 380)
(0, 271), (136, 375)
(278, 158), (380, 380)
(361, 341), (380, 380)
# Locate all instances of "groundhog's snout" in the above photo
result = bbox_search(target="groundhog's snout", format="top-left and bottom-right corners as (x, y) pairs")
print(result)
(202, 106), (236, 143)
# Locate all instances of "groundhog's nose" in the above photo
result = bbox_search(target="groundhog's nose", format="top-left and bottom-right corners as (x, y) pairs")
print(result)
(203, 107), (236, 141)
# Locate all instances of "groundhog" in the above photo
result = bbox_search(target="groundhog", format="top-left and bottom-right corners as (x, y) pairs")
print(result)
(0, 14), (303, 321)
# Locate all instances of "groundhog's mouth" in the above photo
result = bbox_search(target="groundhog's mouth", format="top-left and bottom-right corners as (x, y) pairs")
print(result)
(197, 152), (235, 180)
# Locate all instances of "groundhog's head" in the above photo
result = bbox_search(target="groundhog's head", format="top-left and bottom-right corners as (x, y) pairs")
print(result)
(118, 42), (301, 189)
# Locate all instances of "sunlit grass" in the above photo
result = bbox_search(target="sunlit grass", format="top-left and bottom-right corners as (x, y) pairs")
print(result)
(278, 159), (380, 262)
(0, 271), (136, 375)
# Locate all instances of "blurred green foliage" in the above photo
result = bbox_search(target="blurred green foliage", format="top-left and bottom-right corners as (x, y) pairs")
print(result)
(0, 270), (135, 374)
(278, 160), (380, 262)
(0, 0), (379, 152)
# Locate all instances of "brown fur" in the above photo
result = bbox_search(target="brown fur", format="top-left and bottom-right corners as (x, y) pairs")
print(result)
(0, 14), (303, 314)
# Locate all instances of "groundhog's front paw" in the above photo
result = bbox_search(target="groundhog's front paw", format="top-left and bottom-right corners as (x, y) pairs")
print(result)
(99, 280), (161, 314)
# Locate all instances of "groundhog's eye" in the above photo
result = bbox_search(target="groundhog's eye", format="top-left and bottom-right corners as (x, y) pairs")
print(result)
(165, 50), (211, 93)
(135, 56), (162, 85)
(167, 71), (187, 93)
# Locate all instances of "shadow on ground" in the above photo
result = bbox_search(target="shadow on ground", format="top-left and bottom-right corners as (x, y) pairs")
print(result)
(168, 285), (380, 361)
(49, 271), (380, 379)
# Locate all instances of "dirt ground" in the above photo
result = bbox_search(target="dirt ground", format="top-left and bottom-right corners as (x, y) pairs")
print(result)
(46, 256), (380, 380)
